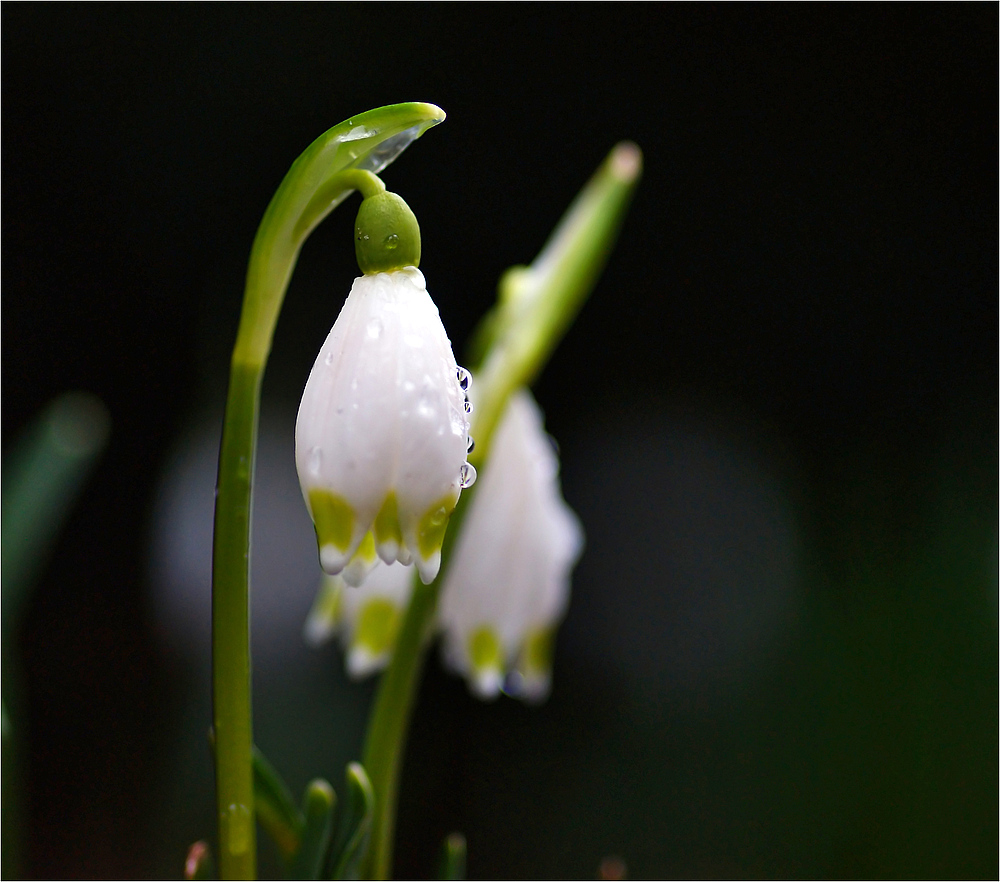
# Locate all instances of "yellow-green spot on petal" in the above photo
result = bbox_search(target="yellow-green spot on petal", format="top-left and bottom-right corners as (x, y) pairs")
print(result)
(354, 598), (402, 656)
(317, 578), (343, 627)
(354, 531), (377, 563)
(373, 493), (403, 547)
(468, 625), (503, 674)
(417, 494), (457, 559)
(521, 626), (556, 675)
(308, 489), (354, 552)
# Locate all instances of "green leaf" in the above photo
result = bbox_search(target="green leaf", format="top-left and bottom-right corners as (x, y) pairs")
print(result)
(291, 779), (337, 881)
(184, 841), (215, 881)
(327, 762), (376, 880)
(252, 745), (305, 861)
(436, 832), (467, 881)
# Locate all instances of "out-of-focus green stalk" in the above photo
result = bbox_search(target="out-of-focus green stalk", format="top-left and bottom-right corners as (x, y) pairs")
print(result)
(1, 391), (110, 882)
(360, 141), (642, 879)
(1, 392), (111, 609)
(210, 103), (445, 879)
(468, 141), (643, 463)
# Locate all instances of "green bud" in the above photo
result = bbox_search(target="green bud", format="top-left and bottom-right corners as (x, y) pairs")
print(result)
(354, 191), (421, 274)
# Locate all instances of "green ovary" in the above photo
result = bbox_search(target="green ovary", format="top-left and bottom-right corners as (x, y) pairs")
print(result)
(354, 598), (402, 656)
(308, 489), (354, 551)
(468, 626), (503, 675)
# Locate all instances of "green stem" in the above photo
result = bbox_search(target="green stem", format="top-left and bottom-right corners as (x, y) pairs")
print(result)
(360, 577), (439, 880)
(210, 103), (445, 879)
(212, 360), (261, 880)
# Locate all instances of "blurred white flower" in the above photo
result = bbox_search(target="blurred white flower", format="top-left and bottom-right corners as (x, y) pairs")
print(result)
(438, 391), (583, 702)
(303, 561), (416, 679)
(295, 267), (475, 586)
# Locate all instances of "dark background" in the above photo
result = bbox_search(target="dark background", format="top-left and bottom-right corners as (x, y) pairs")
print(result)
(4, 5), (997, 879)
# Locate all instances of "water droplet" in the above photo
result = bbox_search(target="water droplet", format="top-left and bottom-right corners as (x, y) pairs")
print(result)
(366, 317), (383, 339)
(429, 506), (448, 526)
(467, 436), (475, 454)
(464, 397), (473, 414)
(384, 233), (399, 250)
(222, 803), (252, 856)
(456, 366), (472, 391)
(324, 349), (335, 366)
(418, 398), (435, 418)
(308, 447), (323, 475)
(459, 462), (477, 488)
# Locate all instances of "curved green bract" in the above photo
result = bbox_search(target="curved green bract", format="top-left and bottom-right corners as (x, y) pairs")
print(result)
(235, 102), (445, 364)
(212, 103), (444, 880)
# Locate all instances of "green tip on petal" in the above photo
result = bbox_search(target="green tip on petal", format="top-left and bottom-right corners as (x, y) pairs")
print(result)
(355, 191), (421, 273)
(355, 599), (402, 654)
(468, 626), (504, 699)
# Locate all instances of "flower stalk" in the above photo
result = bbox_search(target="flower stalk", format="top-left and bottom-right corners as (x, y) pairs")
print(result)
(211, 103), (445, 879)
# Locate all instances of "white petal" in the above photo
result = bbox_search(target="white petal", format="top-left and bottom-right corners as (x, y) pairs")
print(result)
(295, 268), (471, 582)
(438, 391), (583, 700)
(304, 562), (416, 678)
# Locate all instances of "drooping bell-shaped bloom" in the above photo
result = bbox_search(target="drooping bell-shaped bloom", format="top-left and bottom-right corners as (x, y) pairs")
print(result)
(438, 391), (583, 702)
(304, 561), (415, 678)
(295, 190), (475, 585)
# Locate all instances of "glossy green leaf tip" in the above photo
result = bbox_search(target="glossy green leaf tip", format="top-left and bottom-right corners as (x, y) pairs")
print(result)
(291, 779), (337, 881)
(327, 762), (376, 880)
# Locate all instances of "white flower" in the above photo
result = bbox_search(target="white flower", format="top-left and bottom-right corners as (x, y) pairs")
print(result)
(303, 561), (415, 678)
(295, 267), (475, 586)
(437, 391), (583, 702)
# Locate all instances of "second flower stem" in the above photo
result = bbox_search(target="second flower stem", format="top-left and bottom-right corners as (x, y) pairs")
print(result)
(361, 577), (440, 880)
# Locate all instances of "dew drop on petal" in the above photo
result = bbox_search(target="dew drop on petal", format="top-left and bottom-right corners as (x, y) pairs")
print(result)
(459, 462), (477, 489)
(324, 350), (335, 366)
(366, 318), (383, 339)
(467, 436), (475, 454)
(464, 397), (473, 415)
(456, 366), (472, 391)
(430, 506), (448, 526)
(308, 446), (323, 475)
(384, 233), (399, 250)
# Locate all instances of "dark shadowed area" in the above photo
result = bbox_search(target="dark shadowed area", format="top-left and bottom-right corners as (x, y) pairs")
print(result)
(3, 6), (996, 879)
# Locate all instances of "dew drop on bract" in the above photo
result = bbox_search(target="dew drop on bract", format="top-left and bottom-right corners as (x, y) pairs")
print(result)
(456, 366), (472, 392)
(384, 233), (399, 250)
(459, 462), (477, 489)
